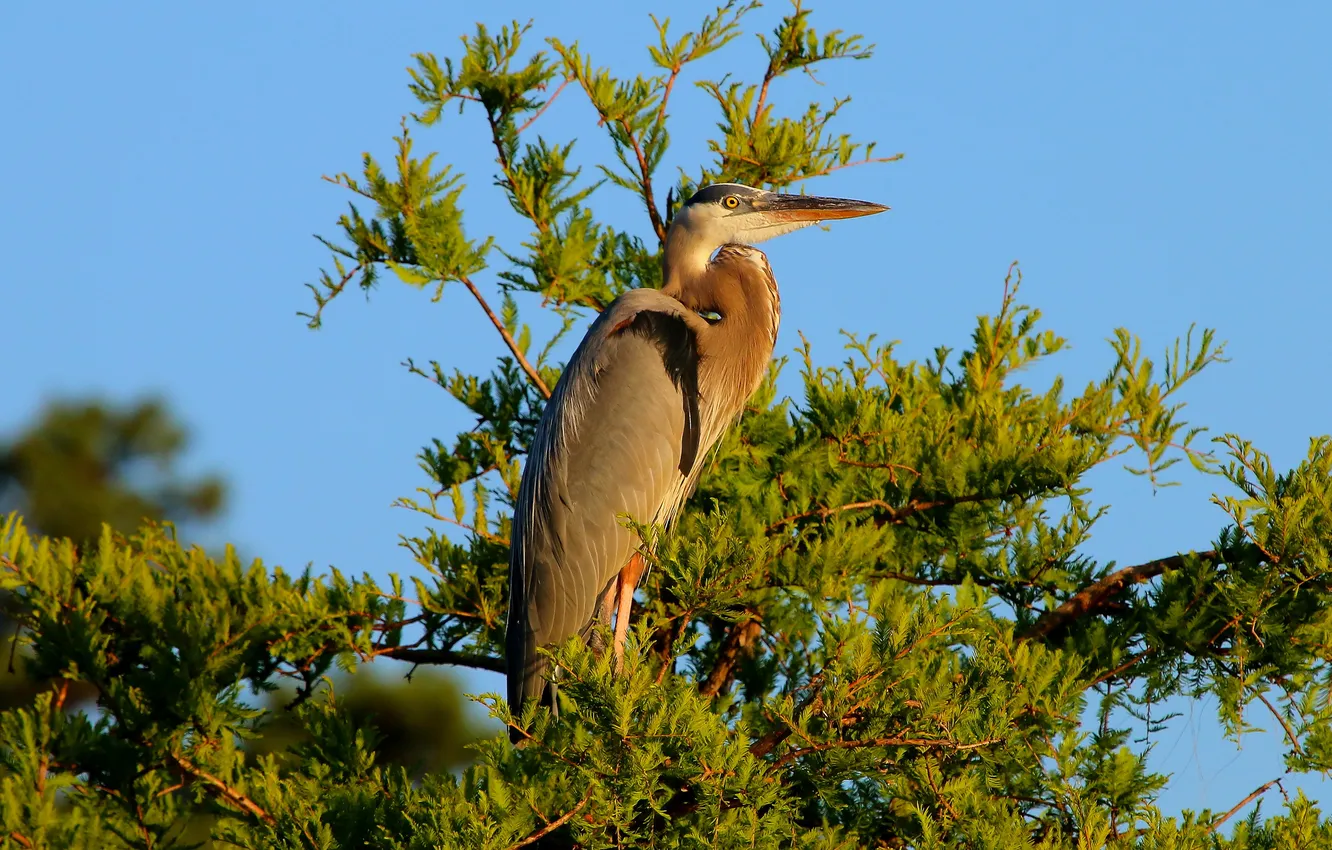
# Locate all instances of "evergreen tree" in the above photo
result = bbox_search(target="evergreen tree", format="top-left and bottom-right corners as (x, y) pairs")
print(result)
(0, 398), (225, 714)
(0, 401), (483, 814)
(5, 6), (1332, 848)
(0, 398), (225, 548)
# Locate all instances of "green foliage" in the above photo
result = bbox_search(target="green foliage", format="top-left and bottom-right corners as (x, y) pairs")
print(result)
(5, 4), (1332, 848)
(254, 668), (486, 778)
(0, 397), (226, 717)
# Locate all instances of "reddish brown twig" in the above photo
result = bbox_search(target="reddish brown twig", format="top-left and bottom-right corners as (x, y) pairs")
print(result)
(787, 153), (906, 183)
(767, 490), (1018, 534)
(615, 118), (666, 245)
(750, 726), (792, 759)
(1090, 648), (1158, 686)
(1021, 551), (1220, 641)
(753, 63), (777, 128)
(772, 735), (1001, 769)
(516, 79), (570, 135)
(506, 786), (594, 849)
(767, 499), (893, 531)
(169, 753), (275, 825)
(303, 261), (368, 327)
(654, 64), (682, 128)
(1257, 690), (1304, 756)
(460, 275), (551, 398)
(699, 617), (762, 698)
(1208, 777), (1284, 834)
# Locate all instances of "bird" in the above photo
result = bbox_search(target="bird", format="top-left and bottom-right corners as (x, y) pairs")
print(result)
(506, 182), (887, 728)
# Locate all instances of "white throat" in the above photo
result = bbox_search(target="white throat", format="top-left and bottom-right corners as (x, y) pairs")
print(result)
(664, 201), (815, 285)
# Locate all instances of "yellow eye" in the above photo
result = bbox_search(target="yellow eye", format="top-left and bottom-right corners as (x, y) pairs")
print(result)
(723, 195), (740, 209)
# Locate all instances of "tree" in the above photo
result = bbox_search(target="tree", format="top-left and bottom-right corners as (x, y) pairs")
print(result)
(0, 398), (225, 548)
(0, 398), (226, 714)
(5, 5), (1332, 847)
(0, 400), (484, 820)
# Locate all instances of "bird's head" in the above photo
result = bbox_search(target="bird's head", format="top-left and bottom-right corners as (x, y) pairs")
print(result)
(672, 182), (887, 246)
(664, 183), (887, 279)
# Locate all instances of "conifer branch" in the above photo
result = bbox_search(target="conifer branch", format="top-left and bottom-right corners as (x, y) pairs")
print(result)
(750, 687), (829, 759)
(378, 645), (506, 674)
(1021, 550), (1220, 641)
(1257, 690), (1304, 756)
(767, 489), (1023, 532)
(771, 735), (1002, 769)
(654, 65), (682, 128)
(698, 616), (760, 698)
(619, 120), (667, 245)
(785, 151), (905, 183)
(168, 753), (275, 825)
(1090, 648), (1158, 685)
(516, 78), (571, 135)
(507, 786), (594, 849)
(460, 275), (551, 398)
(302, 261), (367, 329)
(1207, 777), (1284, 834)
(749, 727), (789, 760)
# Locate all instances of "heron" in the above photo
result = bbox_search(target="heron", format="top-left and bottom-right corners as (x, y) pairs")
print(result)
(506, 182), (887, 727)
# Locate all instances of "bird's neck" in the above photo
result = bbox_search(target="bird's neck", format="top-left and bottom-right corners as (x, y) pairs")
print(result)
(666, 245), (780, 333)
(667, 243), (781, 377)
(661, 243), (782, 452)
(661, 228), (711, 298)
(712, 244), (781, 344)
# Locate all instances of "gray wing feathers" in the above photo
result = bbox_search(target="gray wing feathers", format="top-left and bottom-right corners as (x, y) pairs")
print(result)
(507, 290), (703, 714)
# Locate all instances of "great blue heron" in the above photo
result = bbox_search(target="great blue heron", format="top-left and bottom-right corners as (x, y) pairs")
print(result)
(506, 182), (887, 725)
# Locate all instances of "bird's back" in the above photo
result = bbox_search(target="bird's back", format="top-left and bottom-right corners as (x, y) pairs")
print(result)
(506, 288), (706, 715)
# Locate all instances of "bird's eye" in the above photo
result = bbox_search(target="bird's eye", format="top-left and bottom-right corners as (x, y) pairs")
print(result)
(722, 195), (740, 209)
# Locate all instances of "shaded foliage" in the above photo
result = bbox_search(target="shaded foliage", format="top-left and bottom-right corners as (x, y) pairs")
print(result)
(255, 668), (487, 779)
(0, 398), (484, 825)
(0, 398), (225, 715)
(0, 398), (224, 547)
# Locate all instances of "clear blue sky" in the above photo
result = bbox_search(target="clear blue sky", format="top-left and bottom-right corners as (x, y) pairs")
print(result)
(3, 0), (1329, 822)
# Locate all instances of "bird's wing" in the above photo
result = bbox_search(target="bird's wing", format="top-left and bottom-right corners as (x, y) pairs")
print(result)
(507, 288), (704, 712)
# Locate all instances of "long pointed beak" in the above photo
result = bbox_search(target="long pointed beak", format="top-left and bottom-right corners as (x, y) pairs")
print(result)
(754, 192), (889, 223)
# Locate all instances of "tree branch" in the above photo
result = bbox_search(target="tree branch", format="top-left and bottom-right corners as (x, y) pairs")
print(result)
(654, 65), (681, 128)
(1257, 690), (1304, 756)
(460, 275), (551, 398)
(699, 616), (761, 698)
(752, 65), (776, 129)
(169, 753), (275, 825)
(749, 726), (791, 759)
(767, 499), (892, 531)
(1021, 551), (1219, 641)
(786, 152), (905, 183)
(516, 78), (570, 136)
(302, 261), (367, 329)
(507, 786), (594, 850)
(870, 570), (1012, 590)
(767, 489), (1020, 534)
(377, 645), (506, 674)
(1208, 777), (1284, 834)
(750, 689), (826, 759)
(617, 118), (666, 245)
(771, 735), (1002, 769)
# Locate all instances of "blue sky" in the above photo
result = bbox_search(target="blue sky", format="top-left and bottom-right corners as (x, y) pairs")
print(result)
(3, 0), (1329, 822)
